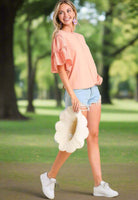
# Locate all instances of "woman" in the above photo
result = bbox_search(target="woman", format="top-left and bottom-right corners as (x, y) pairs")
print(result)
(40, 0), (119, 199)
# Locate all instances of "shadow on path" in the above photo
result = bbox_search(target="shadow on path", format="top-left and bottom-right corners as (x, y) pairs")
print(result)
(60, 188), (92, 196)
(2, 185), (45, 199)
(0, 162), (137, 200)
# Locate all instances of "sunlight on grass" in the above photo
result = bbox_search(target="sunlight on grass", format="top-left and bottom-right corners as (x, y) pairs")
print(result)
(101, 99), (138, 122)
(112, 99), (138, 111)
(101, 113), (138, 121)
(0, 99), (138, 163)
(18, 99), (138, 121)
(18, 99), (64, 116)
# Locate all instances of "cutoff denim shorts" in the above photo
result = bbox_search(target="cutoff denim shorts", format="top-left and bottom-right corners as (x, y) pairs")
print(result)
(64, 85), (101, 111)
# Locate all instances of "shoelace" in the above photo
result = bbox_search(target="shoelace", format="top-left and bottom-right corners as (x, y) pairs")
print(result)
(103, 182), (110, 189)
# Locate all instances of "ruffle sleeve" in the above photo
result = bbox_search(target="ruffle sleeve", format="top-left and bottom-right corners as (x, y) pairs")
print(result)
(51, 34), (73, 73)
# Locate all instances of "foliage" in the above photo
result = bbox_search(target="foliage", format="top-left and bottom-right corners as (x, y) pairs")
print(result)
(18, 0), (57, 20)
(13, 0), (138, 99)
(79, 0), (138, 98)
(14, 14), (55, 98)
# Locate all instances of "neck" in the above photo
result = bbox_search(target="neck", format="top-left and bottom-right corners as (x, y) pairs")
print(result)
(62, 24), (74, 32)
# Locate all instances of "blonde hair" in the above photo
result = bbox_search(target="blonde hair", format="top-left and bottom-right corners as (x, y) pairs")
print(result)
(52, 0), (78, 40)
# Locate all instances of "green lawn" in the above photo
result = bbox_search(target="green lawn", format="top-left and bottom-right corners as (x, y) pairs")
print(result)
(0, 99), (138, 164)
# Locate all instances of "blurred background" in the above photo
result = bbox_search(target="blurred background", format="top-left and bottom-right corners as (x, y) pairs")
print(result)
(0, 1), (138, 199)
(0, 0), (138, 119)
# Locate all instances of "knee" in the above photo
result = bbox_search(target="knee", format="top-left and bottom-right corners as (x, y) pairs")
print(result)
(87, 129), (99, 143)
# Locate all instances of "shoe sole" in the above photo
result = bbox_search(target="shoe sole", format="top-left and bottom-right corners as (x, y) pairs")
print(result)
(93, 192), (119, 198)
(40, 175), (54, 200)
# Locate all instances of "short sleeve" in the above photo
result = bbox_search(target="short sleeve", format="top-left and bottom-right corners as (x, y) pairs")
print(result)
(51, 34), (73, 73)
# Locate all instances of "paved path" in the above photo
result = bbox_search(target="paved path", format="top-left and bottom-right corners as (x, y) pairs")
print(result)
(0, 162), (137, 200)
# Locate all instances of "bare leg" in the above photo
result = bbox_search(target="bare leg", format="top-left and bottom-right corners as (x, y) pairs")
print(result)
(48, 108), (88, 179)
(48, 151), (71, 178)
(87, 102), (102, 186)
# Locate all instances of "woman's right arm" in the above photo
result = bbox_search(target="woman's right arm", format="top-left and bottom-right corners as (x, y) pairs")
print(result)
(57, 64), (80, 113)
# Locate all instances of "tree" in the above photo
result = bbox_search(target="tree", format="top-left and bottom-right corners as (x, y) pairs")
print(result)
(80, 0), (138, 103)
(101, 0), (138, 103)
(0, 0), (27, 119)
(26, 18), (51, 112)
(19, 0), (57, 111)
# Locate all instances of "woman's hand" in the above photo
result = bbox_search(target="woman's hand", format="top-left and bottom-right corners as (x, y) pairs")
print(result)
(71, 95), (81, 113)
(96, 74), (103, 85)
(57, 65), (81, 113)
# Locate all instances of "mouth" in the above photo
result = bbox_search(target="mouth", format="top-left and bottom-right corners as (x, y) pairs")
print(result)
(63, 18), (71, 22)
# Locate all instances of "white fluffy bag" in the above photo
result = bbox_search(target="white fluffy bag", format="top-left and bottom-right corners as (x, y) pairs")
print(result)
(54, 106), (89, 153)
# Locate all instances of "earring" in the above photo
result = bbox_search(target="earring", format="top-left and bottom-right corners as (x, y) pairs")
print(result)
(73, 18), (77, 25)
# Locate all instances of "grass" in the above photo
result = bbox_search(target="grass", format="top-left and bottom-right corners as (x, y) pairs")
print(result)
(0, 99), (138, 164)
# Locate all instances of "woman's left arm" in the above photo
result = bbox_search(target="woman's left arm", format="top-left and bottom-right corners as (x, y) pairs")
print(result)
(96, 74), (103, 85)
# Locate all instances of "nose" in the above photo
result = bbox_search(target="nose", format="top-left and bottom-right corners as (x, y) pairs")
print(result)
(64, 12), (69, 17)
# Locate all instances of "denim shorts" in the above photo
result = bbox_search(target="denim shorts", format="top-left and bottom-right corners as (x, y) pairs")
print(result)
(64, 85), (101, 111)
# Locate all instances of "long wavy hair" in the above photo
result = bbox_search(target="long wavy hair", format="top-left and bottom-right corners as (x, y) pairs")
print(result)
(52, 0), (78, 40)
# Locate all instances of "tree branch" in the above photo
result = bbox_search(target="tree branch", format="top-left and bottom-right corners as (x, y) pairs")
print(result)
(32, 51), (51, 77)
(110, 34), (138, 57)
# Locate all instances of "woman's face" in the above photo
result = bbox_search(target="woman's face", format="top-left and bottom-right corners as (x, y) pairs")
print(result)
(58, 3), (75, 27)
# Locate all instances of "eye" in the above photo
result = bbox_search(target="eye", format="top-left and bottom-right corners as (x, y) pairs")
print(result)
(59, 11), (63, 15)
(67, 9), (71, 13)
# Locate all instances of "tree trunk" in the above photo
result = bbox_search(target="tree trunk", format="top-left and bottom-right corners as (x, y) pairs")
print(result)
(0, 1), (27, 120)
(101, 6), (113, 104)
(101, 65), (111, 104)
(26, 20), (35, 112)
(54, 74), (62, 107)
(26, 73), (35, 112)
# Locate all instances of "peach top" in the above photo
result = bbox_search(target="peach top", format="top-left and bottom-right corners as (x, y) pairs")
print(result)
(51, 30), (98, 89)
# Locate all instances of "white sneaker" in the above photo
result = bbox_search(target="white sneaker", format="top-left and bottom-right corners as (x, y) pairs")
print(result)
(93, 180), (119, 197)
(40, 172), (56, 199)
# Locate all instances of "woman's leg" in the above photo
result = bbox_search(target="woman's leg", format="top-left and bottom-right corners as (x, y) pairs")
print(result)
(87, 102), (102, 186)
(48, 108), (88, 179)
(48, 151), (71, 178)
